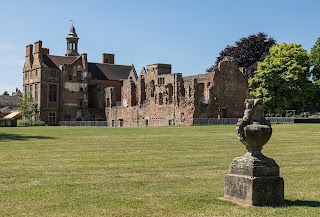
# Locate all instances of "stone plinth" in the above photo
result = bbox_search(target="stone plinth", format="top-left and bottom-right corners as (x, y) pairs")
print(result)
(224, 152), (284, 206)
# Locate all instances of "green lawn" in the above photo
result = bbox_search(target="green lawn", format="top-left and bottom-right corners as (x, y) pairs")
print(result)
(0, 124), (319, 216)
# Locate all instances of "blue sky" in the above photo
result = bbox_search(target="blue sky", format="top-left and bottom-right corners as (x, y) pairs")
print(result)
(1, 0), (320, 94)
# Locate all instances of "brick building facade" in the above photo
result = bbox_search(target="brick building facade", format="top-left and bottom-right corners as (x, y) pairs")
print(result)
(23, 25), (132, 125)
(23, 25), (248, 126)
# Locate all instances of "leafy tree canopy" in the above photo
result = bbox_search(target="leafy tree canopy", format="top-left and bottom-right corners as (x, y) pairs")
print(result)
(249, 43), (314, 114)
(207, 32), (276, 77)
(2, 90), (9, 95)
(310, 37), (320, 86)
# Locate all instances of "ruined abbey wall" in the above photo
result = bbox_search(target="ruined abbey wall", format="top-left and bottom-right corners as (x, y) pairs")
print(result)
(105, 58), (248, 126)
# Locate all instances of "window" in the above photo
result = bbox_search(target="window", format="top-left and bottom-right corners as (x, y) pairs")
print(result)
(167, 84), (173, 104)
(35, 84), (38, 102)
(49, 84), (58, 102)
(48, 112), (56, 123)
(150, 80), (155, 98)
(24, 85), (28, 94)
(29, 84), (33, 95)
(181, 113), (185, 122)
(25, 72), (28, 79)
(159, 93), (163, 105)
(29, 70), (32, 78)
(158, 77), (165, 85)
(77, 71), (83, 81)
(50, 69), (57, 77)
(68, 75), (72, 81)
(35, 69), (38, 77)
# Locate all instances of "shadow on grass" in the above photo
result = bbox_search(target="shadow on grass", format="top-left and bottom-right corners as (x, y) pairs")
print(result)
(0, 133), (55, 141)
(285, 199), (320, 207)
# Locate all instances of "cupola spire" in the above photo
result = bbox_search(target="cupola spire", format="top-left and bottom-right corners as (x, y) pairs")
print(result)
(66, 21), (79, 56)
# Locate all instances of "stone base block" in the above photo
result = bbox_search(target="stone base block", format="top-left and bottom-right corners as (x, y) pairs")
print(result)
(224, 174), (284, 206)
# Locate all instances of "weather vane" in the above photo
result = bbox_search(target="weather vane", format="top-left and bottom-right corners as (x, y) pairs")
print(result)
(70, 19), (74, 26)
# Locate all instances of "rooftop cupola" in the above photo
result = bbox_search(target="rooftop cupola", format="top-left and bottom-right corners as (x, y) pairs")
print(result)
(66, 23), (79, 56)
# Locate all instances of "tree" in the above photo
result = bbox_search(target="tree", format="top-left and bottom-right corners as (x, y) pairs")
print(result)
(310, 37), (320, 86)
(18, 93), (38, 120)
(207, 32), (276, 77)
(2, 90), (9, 95)
(249, 43), (313, 114)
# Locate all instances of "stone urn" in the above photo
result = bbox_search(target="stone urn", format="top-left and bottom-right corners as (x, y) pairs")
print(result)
(224, 99), (284, 206)
(236, 98), (272, 152)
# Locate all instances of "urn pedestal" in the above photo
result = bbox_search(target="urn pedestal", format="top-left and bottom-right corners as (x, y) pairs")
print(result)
(224, 151), (284, 206)
(224, 99), (284, 206)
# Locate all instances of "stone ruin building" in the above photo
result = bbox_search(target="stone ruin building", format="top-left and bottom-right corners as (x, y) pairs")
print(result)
(106, 57), (248, 127)
(22, 24), (248, 126)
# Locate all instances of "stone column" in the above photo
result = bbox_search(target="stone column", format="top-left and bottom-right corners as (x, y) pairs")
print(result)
(224, 99), (284, 206)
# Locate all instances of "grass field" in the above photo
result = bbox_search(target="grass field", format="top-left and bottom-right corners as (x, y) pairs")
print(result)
(0, 124), (319, 216)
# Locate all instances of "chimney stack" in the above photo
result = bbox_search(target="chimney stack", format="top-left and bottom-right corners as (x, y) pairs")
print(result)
(42, 48), (50, 55)
(26, 44), (33, 57)
(34, 40), (43, 54)
(82, 53), (88, 71)
(102, 53), (115, 64)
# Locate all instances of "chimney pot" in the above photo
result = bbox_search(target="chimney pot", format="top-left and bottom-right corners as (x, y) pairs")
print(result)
(26, 44), (33, 57)
(34, 40), (43, 54)
(102, 53), (115, 64)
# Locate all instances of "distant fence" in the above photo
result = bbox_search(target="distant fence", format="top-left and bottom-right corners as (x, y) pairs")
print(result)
(192, 117), (294, 125)
(192, 118), (238, 125)
(266, 117), (295, 124)
(59, 117), (295, 127)
(59, 121), (108, 126)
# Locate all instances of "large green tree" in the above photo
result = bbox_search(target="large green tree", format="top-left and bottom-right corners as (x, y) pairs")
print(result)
(308, 37), (320, 111)
(249, 43), (314, 114)
(207, 32), (276, 77)
(310, 37), (320, 86)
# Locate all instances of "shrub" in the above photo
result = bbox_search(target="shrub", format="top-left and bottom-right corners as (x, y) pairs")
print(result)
(18, 119), (46, 127)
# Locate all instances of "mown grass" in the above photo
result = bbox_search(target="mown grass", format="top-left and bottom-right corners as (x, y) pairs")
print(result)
(0, 124), (319, 216)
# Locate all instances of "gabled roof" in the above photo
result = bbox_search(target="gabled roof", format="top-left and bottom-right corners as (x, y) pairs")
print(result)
(88, 62), (133, 81)
(128, 65), (138, 81)
(0, 95), (20, 107)
(42, 54), (79, 69)
(0, 106), (19, 113)
(140, 67), (147, 77)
